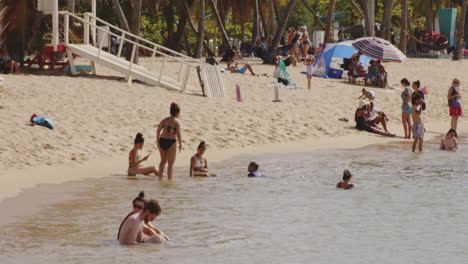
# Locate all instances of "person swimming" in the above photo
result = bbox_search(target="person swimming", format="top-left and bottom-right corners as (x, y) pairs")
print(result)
(128, 133), (162, 178)
(336, 170), (356, 189)
(440, 128), (458, 151)
(190, 141), (217, 177)
(247, 162), (262, 177)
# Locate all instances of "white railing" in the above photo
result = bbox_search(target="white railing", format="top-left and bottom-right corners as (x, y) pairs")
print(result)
(59, 11), (225, 96)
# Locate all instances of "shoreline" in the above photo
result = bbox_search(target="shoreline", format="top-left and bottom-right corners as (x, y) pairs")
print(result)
(0, 119), (451, 226)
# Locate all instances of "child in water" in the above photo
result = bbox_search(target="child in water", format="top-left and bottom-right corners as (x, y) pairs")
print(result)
(440, 128), (458, 151)
(336, 170), (356, 189)
(412, 95), (425, 152)
(247, 162), (261, 177)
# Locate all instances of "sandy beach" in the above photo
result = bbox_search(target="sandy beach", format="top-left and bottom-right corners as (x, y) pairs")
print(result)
(0, 57), (466, 202)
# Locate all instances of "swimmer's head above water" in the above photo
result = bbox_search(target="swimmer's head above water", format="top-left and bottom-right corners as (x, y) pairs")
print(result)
(144, 199), (162, 222)
(132, 191), (146, 214)
(248, 162), (259, 173)
(343, 170), (352, 181)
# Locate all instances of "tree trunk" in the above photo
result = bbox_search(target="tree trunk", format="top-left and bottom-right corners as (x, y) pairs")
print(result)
(407, 10), (417, 53)
(240, 13), (245, 44)
(129, 0), (142, 63)
(253, 0), (260, 43)
(267, 0), (276, 39)
(194, 0), (205, 58)
(454, 0), (468, 60)
(265, 0), (297, 63)
(259, 0), (268, 38)
(324, 0), (336, 44)
(163, 2), (175, 48)
(300, 0), (326, 30)
(111, 0), (130, 31)
(184, 0), (215, 56)
(362, 0), (375, 37)
(424, 0), (434, 34)
(399, 0), (408, 53)
(171, 6), (189, 52)
(208, 0), (231, 49)
(380, 0), (393, 40)
(347, 0), (364, 19)
(67, 0), (75, 13)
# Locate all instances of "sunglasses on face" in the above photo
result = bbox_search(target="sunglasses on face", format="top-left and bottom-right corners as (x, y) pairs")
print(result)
(133, 204), (143, 210)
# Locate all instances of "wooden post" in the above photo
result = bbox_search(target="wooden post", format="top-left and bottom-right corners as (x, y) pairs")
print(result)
(66, 48), (77, 75)
(84, 13), (90, 44)
(64, 13), (70, 44)
(91, 0), (97, 45)
(52, 0), (59, 51)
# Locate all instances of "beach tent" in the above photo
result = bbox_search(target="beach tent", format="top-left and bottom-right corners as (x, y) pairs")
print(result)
(312, 41), (371, 78)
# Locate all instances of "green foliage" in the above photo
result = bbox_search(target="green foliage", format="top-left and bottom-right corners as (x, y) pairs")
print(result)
(140, 15), (166, 44)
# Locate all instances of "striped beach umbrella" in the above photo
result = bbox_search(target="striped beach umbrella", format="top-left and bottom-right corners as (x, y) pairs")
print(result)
(352, 37), (407, 62)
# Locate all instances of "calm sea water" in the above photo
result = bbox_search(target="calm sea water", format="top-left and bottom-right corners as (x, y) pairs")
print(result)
(1, 140), (468, 264)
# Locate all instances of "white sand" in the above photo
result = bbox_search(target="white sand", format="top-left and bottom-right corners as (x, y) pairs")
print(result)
(0, 57), (465, 201)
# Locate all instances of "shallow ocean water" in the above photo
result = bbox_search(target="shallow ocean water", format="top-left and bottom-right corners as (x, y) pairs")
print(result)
(1, 140), (468, 264)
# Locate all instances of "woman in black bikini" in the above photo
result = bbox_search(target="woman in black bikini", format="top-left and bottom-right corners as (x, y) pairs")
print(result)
(156, 103), (182, 180)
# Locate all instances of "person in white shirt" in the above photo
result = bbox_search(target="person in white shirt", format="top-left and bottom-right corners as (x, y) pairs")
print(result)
(366, 102), (389, 132)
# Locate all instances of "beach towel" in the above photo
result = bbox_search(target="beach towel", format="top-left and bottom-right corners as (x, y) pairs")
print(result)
(273, 59), (294, 86)
(30, 114), (55, 130)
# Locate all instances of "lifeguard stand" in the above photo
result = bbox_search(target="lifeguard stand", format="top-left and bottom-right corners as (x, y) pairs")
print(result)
(37, 0), (97, 51)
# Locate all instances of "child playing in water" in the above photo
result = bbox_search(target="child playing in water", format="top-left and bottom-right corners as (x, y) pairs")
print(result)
(247, 162), (261, 177)
(412, 94), (425, 152)
(336, 170), (355, 189)
(440, 128), (458, 151)
(304, 55), (315, 89)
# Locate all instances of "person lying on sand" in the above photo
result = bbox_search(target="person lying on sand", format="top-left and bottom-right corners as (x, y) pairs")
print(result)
(355, 101), (395, 137)
(118, 199), (164, 245)
(247, 162), (262, 177)
(336, 170), (356, 189)
(117, 192), (169, 243)
(440, 128), (458, 151)
(128, 133), (162, 178)
(190, 141), (217, 177)
(227, 60), (256, 75)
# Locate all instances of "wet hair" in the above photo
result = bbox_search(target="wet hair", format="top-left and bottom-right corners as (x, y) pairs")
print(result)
(170, 102), (180, 117)
(144, 199), (162, 215)
(132, 191), (146, 205)
(249, 162), (259, 170)
(134, 133), (144, 144)
(413, 80), (420, 88)
(447, 128), (458, 138)
(400, 78), (410, 86)
(343, 170), (352, 181)
(197, 141), (206, 150)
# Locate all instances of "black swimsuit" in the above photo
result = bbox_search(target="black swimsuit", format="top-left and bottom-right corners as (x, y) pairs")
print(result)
(159, 125), (177, 151)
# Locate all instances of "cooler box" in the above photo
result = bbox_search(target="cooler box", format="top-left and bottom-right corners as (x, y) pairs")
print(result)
(328, 68), (343, 78)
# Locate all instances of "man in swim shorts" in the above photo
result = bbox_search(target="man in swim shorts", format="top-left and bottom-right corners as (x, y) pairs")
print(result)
(118, 200), (161, 245)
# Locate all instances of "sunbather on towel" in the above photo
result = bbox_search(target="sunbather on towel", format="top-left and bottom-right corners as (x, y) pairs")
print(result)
(227, 60), (255, 75)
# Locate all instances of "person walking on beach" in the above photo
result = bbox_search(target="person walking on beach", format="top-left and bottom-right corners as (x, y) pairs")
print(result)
(448, 79), (462, 130)
(190, 141), (217, 177)
(336, 170), (356, 189)
(412, 94), (425, 152)
(128, 133), (162, 178)
(157, 103), (182, 180)
(118, 199), (162, 245)
(401, 78), (413, 139)
(304, 55), (315, 89)
(440, 129), (458, 151)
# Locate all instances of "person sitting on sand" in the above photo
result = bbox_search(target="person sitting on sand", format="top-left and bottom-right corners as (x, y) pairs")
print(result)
(355, 101), (394, 137)
(440, 128), (458, 151)
(227, 60), (256, 75)
(366, 102), (390, 132)
(336, 169), (356, 189)
(247, 162), (262, 177)
(128, 133), (162, 178)
(367, 60), (379, 85)
(190, 141), (217, 177)
(376, 60), (387, 88)
(1, 47), (20, 74)
(118, 192), (169, 243)
(118, 199), (163, 245)
(358, 88), (375, 101)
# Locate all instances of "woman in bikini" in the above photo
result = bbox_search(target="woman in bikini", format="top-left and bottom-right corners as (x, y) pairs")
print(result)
(401, 78), (412, 139)
(128, 133), (161, 178)
(190, 141), (217, 177)
(157, 103), (182, 180)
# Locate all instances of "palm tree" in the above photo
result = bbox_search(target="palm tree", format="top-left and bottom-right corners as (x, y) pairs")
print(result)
(362, 0), (375, 37)
(454, 0), (468, 60)
(194, 0), (205, 58)
(324, 0), (336, 43)
(380, 0), (393, 40)
(424, 0), (434, 34)
(265, 0), (297, 63)
(399, 0), (408, 53)
(0, 0), (46, 61)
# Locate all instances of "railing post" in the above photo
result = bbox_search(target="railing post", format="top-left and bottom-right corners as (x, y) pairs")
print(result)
(117, 33), (125, 57)
(84, 13), (90, 45)
(128, 44), (137, 71)
(177, 62), (184, 82)
(64, 13), (70, 44)
(159, 56), (167, 83)
(97, 28), (104, 58)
